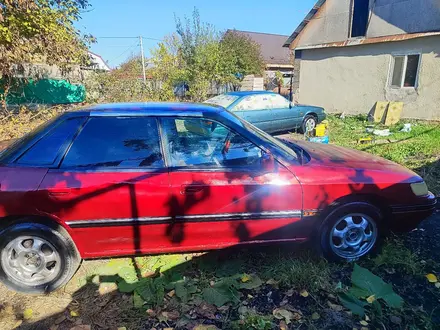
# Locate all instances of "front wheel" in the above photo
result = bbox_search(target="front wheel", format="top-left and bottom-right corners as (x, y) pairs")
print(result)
(0, 222), (80, 294)
(319, 203), (382, 262)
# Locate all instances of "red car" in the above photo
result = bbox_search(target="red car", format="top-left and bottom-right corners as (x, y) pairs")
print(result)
(0, 103), (436, 293)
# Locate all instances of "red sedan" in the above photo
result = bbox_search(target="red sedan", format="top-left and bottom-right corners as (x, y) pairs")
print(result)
(0, 103), (436, 293)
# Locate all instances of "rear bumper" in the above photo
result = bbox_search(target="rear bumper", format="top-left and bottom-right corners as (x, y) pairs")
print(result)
(389, 192), (437, 231)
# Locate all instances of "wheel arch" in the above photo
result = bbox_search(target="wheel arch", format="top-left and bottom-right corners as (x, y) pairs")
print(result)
(316, 193), (392, 233)
(0, 215), (79, 253)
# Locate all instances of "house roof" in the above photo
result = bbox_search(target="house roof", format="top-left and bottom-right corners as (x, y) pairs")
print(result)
(228, 30), (292, 66)
(283, 0), (326, 47)
(295, 31), (440, 50)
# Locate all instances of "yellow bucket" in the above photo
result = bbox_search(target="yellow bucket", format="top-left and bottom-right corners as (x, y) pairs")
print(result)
(315, 124), (327, 137)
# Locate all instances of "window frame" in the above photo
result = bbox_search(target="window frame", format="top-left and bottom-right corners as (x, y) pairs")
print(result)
(9, 116), (87, 168)
(388, 52), (422, 89)
(58, 116), (167, 172)
(158, 116), (268, 172)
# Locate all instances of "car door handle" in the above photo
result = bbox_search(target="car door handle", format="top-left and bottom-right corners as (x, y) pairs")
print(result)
(181, 185), (206, 194)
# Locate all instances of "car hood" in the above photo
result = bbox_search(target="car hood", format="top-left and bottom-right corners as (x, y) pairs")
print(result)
(293, 140), (413, 172)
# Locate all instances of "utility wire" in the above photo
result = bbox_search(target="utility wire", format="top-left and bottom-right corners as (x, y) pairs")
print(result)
(107, 42), (139, 66)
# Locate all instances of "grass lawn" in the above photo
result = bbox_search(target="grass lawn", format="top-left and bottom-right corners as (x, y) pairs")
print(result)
(0, 114), (439, 330)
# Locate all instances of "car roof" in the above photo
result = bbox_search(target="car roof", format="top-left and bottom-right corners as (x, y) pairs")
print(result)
(70, 102), (224, 117)
(225, 91), (276, 97)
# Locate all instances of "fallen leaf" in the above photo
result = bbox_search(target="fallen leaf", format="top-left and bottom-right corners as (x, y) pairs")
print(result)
(146, 309), (156, 317)
(13, 320), (23, 328)
(163, 328), (174, 330)
(366, 295), (375, 304)
(300, 289), (309, 298)
(161, 311), (180, 321)
(266, 278), (279, 286)
(218, 305), (230, 312)
(273, 308), (299, 324)
(70, 310), (79, 317)
(365, 315), (370, 322)
(23, 308), (33, 320)
(247, 294), (253, 299)
(311, 312), (320, 320)
(279, 320), (288, 330)
(117, 327), (127, 330)
(435, 282), (440, 289)
(360, 320), (368, 326)
(285, 289), (294, 297)
(327, 301), (343, 311)
(192, 325), (219, 330)
(241, 274), (250, 283)
(426, 273), (438, 283)
(167, 289), (175, 297)
(195, 302), (217, 319)
(69, 326), (91, 330)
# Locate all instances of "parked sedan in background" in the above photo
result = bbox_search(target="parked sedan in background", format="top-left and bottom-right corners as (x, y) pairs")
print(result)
(0, 103), (435, 294)
(205, 91), (326, 134)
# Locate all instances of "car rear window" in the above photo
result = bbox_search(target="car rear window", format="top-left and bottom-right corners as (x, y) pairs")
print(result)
(61, 117), (164, 169)
(16, 117), (85, 166)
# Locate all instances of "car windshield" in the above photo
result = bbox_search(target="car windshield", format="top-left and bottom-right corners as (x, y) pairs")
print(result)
(204, 94), (239, 108)
(225, 111), (298, 161)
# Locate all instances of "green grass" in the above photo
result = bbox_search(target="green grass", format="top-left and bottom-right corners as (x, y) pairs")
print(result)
(327, 114), (440, 195)
(369, 238), (424, 276)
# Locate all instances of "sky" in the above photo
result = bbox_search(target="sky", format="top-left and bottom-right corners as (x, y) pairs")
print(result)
(77, 0), (316, 68)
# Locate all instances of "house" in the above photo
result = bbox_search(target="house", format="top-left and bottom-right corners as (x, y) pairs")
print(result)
(227, 30), (294, 89)
(87, 51), (111, 71)
(283, 0), (440, 120)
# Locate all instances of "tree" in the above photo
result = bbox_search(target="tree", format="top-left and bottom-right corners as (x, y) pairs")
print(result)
(220, 30), (265, 81)
(150, 8), (265, 102)
(0, 0), (93, 108)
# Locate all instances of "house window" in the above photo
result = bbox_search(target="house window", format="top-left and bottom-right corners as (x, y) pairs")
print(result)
(351, 0), (369, 37)
(390, 54), (421, 88)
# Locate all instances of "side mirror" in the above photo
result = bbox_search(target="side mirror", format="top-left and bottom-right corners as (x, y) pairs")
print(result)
(261, 152), (276, 172)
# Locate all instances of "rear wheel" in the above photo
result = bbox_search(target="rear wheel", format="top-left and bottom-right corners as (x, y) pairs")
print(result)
(0, 222), (80, 294)
(300, 115), (317, 134)
(319, 202), (382, 261)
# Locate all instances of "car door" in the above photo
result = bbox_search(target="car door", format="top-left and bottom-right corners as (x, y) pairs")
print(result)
(38, 116), (171, 258)
(232, 95), (274, 133)
(159, 117), (303, 250)
(269, 94), (299, 132)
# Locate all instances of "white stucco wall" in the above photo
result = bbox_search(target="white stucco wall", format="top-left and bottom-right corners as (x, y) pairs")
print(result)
(297, 35), (440, 120)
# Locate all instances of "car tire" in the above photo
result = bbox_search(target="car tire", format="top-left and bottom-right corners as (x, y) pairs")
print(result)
(0, 222), (80, 294)
(319, 202), (382, 262)
(300, 115), (318, 134)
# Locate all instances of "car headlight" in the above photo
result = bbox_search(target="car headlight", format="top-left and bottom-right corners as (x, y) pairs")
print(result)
(410, 182), (429, 196)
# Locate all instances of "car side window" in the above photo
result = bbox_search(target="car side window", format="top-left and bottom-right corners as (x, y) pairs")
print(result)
(161, 118), (263, 168)
(270, 94), (291, 109)
(17, 117), (85, 166)
(61, 117), (164, 169)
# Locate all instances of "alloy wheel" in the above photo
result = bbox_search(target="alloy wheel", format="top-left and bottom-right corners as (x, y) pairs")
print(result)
(329, 214), (377, 260)
(1, 236), (61, 286)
